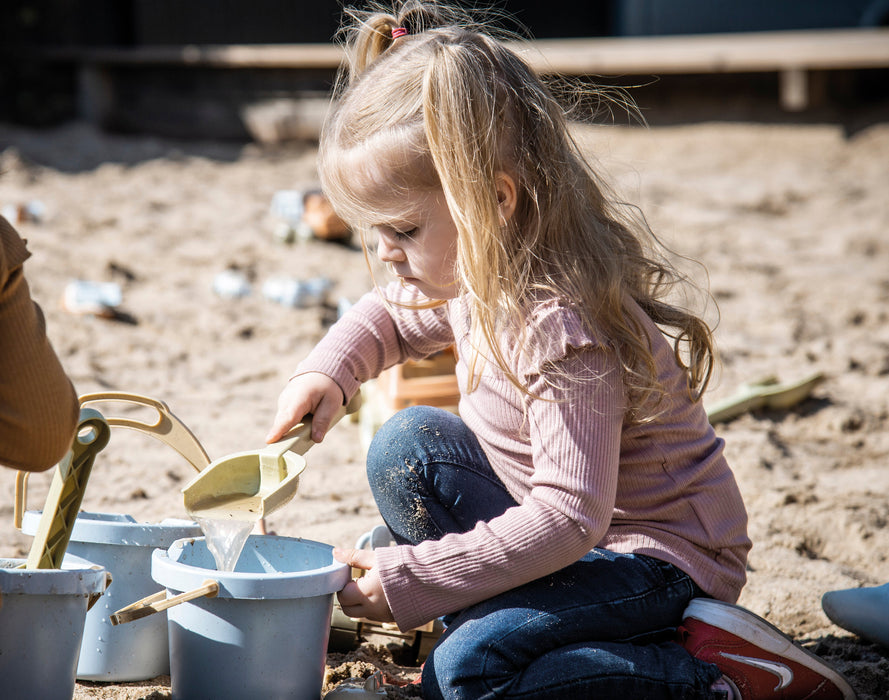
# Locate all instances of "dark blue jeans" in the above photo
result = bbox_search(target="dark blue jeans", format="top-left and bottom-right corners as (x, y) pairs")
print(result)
(366, 406), (722, 699)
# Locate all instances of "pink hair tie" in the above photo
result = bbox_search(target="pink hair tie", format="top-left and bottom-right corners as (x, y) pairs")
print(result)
(391, 26), (408, 39)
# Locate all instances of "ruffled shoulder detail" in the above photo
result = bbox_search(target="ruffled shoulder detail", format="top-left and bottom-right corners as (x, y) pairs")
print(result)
(510, 297), (608, 378)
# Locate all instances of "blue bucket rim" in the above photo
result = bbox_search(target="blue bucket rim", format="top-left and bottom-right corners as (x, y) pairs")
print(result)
(152, 535), (350, 600)
(21, 510), (202, 547)
(0, 554), (108, 596)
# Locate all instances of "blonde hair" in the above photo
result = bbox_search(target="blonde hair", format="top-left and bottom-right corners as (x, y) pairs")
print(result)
(320, 0), (715, 422)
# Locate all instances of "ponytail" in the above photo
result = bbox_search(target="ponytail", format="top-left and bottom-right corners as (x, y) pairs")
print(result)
(343, 11), (401, 76)
(339, 1), (463, 81)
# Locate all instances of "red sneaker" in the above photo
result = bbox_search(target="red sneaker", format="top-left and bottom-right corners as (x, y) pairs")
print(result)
(677, 598), (857, 700)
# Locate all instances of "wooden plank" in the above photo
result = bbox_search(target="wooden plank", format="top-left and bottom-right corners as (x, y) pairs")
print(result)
(46, 43), (345, 69)
(515, 28), (889, 76)
(44, 28), (889, 76)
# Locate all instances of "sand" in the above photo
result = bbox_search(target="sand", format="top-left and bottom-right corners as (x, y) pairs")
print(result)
(1, 117), (888, 698)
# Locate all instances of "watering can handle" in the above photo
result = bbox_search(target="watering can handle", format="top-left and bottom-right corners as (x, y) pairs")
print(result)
(110, 579), (219, 625)
(14, 392), (211, 530)
(79, 391), (211, 472)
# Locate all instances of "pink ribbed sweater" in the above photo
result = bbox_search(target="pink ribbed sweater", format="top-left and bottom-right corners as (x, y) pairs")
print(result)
(297, 282), (751, 631)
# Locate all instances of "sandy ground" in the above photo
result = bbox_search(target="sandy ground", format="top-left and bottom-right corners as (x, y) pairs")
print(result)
(1, 115), (888, 698)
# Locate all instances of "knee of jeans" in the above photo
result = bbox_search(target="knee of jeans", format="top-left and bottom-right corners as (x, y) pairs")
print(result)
(425, 619), (516, 696)
(367, 408), (420, 486)
(366, 405), (453, 482)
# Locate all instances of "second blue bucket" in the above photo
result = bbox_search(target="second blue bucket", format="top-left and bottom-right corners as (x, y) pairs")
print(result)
(152, 534), (350, 700)
(21, 510), (202, 681)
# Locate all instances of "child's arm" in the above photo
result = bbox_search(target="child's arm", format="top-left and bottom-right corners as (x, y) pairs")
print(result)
(267, 281), (454, 442)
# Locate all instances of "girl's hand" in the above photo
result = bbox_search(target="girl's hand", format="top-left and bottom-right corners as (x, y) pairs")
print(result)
(333, 548), (395, 623)
(265, 372), (345, 444)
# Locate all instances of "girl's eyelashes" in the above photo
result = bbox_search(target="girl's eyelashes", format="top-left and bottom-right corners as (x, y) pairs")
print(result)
(393, 227), (418, 240)
(371, 222), (419, 241)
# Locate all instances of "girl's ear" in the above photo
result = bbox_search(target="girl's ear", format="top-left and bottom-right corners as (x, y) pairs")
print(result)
(495, 172), (518, 224)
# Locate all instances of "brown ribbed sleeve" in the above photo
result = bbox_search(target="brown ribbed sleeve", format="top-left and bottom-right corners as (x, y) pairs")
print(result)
(0, 216), (78, 471)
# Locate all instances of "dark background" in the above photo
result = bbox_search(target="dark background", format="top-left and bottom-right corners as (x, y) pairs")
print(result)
(4, 0), (887, 46)
(1, 1), (888, 133)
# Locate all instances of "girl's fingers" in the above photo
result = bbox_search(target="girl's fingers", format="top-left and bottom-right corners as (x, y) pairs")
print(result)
(333, 553), (394, 623)
(266, 406), (307, 443)
(265, 377), (319, 443)
(310, 392), (345, 442)
(333, 547), (375, 571)
(266, 373), (345, 444)
(337, 580), (370, 618)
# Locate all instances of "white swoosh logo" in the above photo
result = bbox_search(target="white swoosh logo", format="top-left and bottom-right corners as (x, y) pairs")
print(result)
(719, 652), (794, 690)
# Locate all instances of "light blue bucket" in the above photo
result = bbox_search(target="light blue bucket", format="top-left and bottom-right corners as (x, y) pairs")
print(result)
(0, 554), (108, 699)
(152, 534), (350, 700)
(21, 510), (202, 681)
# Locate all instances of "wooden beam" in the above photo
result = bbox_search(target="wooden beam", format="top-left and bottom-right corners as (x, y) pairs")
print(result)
(45, 43), (345, 70)
(43, 28), (889, 76)
(514, 28), (889, 76)
(44, 28), (889, 124)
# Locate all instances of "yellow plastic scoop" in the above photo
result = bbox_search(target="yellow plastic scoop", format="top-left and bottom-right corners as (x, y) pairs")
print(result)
(181, 431), (309, 522)
(181, 399), (358, 523)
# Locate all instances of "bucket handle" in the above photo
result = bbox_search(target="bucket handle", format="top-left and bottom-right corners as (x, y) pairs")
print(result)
(110, 579), (219, 625)
(13, 471), (29, 530)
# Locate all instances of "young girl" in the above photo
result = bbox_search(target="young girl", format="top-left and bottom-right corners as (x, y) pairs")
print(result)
(267, 3), (856, 698)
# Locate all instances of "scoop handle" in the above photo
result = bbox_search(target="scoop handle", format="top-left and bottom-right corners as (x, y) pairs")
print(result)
(258, 406), (342, 487)
(263, 394), (361, 458)
(263, 420), (313, 459)
(258, 399), (358, 490)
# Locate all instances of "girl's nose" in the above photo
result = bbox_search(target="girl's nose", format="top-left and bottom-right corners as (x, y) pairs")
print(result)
(377, 234), (405, 263)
